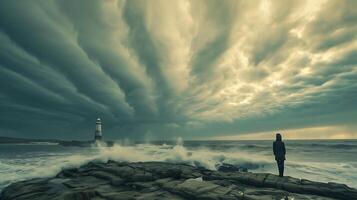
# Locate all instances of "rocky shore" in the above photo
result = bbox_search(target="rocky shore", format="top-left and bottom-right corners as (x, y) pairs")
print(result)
(1, 161), (356, 200)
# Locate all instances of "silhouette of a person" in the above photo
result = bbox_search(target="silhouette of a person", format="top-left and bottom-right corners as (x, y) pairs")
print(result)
(273, 133), (286, 177)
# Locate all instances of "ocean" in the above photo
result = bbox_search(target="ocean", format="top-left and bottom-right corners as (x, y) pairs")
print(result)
(1, 139), (357, 191)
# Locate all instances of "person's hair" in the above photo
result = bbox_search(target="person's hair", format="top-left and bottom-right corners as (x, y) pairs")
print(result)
(276, 133), (282, 141)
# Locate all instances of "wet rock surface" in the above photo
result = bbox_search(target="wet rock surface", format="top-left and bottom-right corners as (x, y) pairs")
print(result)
(1, 160), (356, 200)
(216, 163), (248, 173)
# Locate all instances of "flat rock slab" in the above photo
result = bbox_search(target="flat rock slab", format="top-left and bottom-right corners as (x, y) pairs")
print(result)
(1, 161), (356, 200)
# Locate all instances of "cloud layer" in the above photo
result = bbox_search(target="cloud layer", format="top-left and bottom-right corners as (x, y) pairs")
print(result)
(0, 0), (356, 139)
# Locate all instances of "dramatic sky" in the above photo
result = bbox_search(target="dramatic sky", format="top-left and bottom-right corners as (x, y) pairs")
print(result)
(0, 0), (356, 140)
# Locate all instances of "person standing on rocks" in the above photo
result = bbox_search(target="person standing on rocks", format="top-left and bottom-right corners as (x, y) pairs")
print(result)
(273, 133), (286, 177)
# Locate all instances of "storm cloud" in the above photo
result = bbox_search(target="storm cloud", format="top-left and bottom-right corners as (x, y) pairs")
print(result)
(0, 0), (356, 140)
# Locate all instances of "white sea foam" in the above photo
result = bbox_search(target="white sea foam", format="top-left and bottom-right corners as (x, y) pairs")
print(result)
(1, 139), (357, 191)
(96, 139), (272, 170)
(0, 140), (269, 190)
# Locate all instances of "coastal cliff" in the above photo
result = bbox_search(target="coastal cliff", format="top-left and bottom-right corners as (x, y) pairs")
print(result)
(1, 161), (356, 200)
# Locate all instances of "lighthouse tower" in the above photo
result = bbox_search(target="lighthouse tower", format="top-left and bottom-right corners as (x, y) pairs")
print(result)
(94, 118), (102, 141)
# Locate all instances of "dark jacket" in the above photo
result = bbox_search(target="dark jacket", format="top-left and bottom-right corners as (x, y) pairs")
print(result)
(273, 140), (286, 161)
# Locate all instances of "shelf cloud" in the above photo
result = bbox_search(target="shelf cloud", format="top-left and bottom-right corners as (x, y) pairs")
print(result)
(0, 0), (356, 140)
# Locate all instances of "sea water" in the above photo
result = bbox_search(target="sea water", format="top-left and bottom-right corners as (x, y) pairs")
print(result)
(0, 139), (357, 191)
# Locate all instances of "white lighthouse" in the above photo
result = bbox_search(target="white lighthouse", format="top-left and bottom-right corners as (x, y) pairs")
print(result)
(94, 118), (102, 141)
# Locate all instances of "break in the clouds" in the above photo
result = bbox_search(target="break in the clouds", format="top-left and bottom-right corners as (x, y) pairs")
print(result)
(0, 0), (356, 140)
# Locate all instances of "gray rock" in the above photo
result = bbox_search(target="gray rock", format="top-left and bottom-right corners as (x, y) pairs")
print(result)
(1, 160), (356, 200)
(216, 163), (248, 173)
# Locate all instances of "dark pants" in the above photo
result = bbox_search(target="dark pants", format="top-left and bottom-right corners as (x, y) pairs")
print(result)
(276, 160), (284, 177)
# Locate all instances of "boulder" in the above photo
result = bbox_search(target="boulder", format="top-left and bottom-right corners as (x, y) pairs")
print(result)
(216, 163), (248, 173)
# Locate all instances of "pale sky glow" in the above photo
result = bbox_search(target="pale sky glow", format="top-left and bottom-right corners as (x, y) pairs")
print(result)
(0, 0), (356, 140)
(212, 125), (357, 140)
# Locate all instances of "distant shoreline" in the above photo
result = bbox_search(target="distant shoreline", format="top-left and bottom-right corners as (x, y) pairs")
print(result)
(0, 136), (113, 147)
(0, 136), (60, 144)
